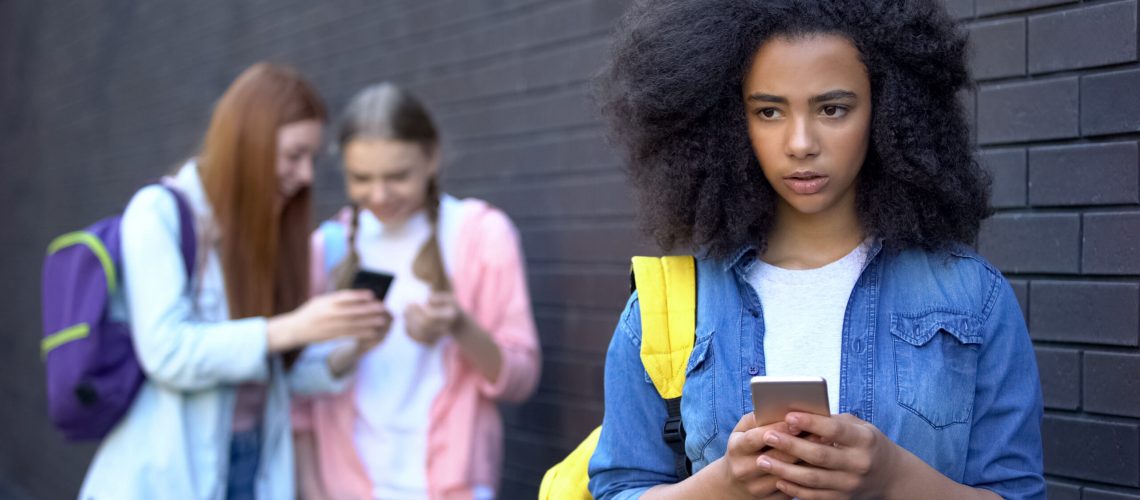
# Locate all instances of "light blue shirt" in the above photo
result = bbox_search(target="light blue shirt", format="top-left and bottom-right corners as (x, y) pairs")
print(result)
(79, 162), (345, 500)
(588, 241), (1045, 499)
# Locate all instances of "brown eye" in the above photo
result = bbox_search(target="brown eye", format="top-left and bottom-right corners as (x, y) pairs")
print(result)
(758, 108), (780, 119)
(821, 105), (847, 118)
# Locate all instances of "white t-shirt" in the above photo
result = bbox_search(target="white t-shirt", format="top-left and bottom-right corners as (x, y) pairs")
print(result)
(745, 242), (869, 414)
(352, 208), (449, 500)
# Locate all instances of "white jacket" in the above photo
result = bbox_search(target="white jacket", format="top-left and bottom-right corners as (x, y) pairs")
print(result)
(79, 161), (344, 500)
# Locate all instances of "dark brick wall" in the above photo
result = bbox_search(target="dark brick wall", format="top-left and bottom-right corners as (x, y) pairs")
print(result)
(0, 1), (636, 498)
(966, 0), (1140, 497)
(0, 0), (1137, 498)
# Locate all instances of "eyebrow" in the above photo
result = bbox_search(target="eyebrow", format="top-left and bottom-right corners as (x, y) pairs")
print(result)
(746, 90), (858, 105)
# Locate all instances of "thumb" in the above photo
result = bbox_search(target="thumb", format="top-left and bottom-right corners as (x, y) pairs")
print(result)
(734, 412), (759, 433)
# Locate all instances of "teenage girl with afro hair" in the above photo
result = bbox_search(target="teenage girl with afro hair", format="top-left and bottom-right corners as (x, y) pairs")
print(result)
(588, 1), (1044, 498)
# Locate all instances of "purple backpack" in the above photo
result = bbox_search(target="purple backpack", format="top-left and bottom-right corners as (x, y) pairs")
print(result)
(41, 183), (196, 441)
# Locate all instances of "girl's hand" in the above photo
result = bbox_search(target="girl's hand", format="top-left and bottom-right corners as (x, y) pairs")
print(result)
(719, 412), (798, 499)
(757, 412), (900, 499)
(405, 292), (464, 345)
(325, 330), (386, 377)
(268, 290), (391, 352)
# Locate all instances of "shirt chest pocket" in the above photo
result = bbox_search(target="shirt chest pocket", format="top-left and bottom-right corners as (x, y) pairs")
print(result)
(890, 310), (983, 429)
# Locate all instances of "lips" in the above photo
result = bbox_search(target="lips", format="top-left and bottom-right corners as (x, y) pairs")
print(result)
(783, 171), (829, 195)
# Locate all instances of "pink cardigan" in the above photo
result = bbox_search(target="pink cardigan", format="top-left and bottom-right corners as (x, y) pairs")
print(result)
(292, 199), (542, 500)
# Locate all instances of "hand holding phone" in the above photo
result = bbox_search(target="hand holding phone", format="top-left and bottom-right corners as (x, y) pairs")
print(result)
(750, 375), (830, 427)
(351, 269), (395, 301)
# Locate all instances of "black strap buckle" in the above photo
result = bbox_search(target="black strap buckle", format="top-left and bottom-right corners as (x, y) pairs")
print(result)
(662, 415), (686, 453)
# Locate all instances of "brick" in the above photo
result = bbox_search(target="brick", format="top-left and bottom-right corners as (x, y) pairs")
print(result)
(466, 175), (635, 220)
(378, 1), (614, 78)
(980, 148), (1026, 208)
(1042, 415), (1140, 487)
(1010, 279), (1029, 321)
(967, 18), (1026, 80)
(1085, 352), (1140, 418)
(978, 78), (1079, 145)
(448, 131), (620, 182)
(960, 88), (977, 143)
(1083, 69), (1140, 136)
(1030, 281), (1139, 346)
(1045, 480), (1082, 500)
(1035, 346), (1081, 410)
(437, 87), (596, 141)
(501, 431), (577, 473)
(1046, 480), (1082, 500)
(537, 356), (604, 400)
(941, 0), (974, 19)
(977, 0), (1075, 16)
(1085, 487), (1140, 500)
(978, 213), (1081, 274)
(503, 398), (603, 441)
(520, 223), (656, 264)
(1029, 142), (1140, 206)
(535, 309), (620, 355)
(499, 478), (536, 500)
(1083, 212), (1140, 275)
(529, 269), (630, 310)
(1028, 1), (1138, 74)
(414, 37), (608, 105)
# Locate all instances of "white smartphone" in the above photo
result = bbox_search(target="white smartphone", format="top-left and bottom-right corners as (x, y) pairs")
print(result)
(750, 375), (831, 426)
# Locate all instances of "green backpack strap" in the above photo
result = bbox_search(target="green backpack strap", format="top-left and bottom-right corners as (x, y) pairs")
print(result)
(631, 255), (697, 480)
(537, 255), (696, 499)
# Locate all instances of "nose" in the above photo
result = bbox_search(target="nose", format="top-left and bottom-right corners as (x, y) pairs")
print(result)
(297, 158), (314, 187)
(785, 116), (820, 160)
(367, 181), (388, 207)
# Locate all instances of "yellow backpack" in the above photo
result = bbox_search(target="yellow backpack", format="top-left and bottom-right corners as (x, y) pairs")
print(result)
(539, 256), (697, 500)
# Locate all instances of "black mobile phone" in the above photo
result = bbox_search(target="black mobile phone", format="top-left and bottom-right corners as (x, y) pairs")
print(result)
(351, 269), (395, 301)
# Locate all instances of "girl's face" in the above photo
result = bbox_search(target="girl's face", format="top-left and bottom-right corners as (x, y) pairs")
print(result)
(743, 34), (872, 220)
(276, 119), (323, 200)
(342, 138), (438, 225)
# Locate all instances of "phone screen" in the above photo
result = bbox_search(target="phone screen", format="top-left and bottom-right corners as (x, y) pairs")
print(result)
(351, 270), (395, 301)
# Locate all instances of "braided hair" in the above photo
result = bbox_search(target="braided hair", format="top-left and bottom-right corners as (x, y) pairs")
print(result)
(331, 83), (449, 292)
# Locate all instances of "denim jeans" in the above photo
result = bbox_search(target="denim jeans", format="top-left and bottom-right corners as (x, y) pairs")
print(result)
(226, 427), (261, 500)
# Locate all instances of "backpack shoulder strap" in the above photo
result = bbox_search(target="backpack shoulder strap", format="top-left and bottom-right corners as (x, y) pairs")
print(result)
(631, 255), (696, 480)
(157, 183), (196, 278)
(632, 256), (696, 399)
(318, 219), (348, 276)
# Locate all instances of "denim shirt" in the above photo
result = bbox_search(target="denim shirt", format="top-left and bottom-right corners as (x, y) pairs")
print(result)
(588, 241), (1045, 499)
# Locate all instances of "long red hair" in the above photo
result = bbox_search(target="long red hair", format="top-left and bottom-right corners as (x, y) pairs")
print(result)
(198, 63), (326, 322)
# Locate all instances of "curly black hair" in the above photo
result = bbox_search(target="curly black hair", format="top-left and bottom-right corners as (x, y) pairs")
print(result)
(596, 0), (991, 259)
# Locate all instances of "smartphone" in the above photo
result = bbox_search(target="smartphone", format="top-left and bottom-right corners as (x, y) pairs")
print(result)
(351, 269), (395, 301)
(750, 375), (830, 426)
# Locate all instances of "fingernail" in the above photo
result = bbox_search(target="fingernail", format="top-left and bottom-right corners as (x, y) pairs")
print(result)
(764, 432), (779, 445)
(787, 415), (799, 426)
(757, 457), (772, 470)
